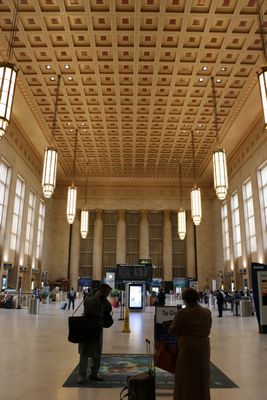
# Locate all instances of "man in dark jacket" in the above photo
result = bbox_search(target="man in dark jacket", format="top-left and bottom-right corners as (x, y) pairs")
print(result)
(78, 284), (112, 384)
(216, 289), (225, 317)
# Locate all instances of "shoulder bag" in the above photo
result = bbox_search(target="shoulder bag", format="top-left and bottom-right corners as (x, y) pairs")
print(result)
(68, 295), (101, 343)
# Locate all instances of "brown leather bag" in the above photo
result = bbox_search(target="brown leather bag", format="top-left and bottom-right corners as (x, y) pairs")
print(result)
(154, 341), (178, 374)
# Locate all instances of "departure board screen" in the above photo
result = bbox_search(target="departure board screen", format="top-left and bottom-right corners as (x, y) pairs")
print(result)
(116, 264), (153, 281)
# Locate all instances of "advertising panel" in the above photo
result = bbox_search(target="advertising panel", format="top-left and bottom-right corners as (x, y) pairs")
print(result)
(251, 262), (267, 333)
(128, 284), (143, 309)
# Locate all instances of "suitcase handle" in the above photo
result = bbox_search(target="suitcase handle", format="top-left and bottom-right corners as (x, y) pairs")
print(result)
(120, 386), (129, 400)
(145, 338), (155, 375)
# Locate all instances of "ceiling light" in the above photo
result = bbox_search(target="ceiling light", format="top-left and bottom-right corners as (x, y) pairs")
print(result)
(202, 66), (208, 71)
(68, 76), (73, 81)
(221, 67), (226, 72)
(198, 78), (204, 82)
(190, 131), (202, 226)
(178, 164), (186, 240)
(216, 79), (222, 83)
(64, 64), (70, 69)
(256, 0), (267, 129)
(42, 76), (61, 198)
(80, 162), (89, 239)
(66, 129), (78, 224)
(67, 122), (71, 126)
(0, 3), (20, 140)
(80, 209), (89, 239)
(211, 77), (228, 200)
(198, 124), (202, 127)
(46, 65), (51, 70)
(50, 76), (55, 81)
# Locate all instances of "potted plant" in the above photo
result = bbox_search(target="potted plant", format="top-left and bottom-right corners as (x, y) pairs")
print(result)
(40, 290), (49, 304)
(109, 288), (120, 308)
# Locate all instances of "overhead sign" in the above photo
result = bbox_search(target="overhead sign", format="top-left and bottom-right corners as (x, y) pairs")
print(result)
(19, 266), (28, 272)
(116, 264), (153, 281)
(3, 263), (13, 269)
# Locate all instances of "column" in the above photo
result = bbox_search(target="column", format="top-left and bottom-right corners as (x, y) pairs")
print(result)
(186, 220), (195, 279)
(116, 210), (126, 264)
(163, 210), (172, 281)
(69, 218), (80, 290)
(139, 209), (149, 259)
(92, 209), (103, 281)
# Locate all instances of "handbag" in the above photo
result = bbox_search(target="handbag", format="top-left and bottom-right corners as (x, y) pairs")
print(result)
(68, 296), (101, 343)
(103, 309), (114, 328)
(68, 315), (101, 343)
(154, 341), (178, 374)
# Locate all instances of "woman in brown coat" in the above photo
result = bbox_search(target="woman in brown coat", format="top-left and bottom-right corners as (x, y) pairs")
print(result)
(168, 288), (212, 400)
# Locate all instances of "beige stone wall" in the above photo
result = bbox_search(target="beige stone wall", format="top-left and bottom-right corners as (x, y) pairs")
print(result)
(0, 122), (44, 290)
(43, 184), (220, 290)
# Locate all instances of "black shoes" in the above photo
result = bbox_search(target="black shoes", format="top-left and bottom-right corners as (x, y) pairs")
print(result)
(89, 374), (104, 382)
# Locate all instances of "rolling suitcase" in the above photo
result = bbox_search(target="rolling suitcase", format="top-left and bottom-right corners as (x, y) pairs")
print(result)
(120, 339), (156, 400)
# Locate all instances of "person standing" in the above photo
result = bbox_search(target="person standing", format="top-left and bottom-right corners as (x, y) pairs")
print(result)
(168, 288), (212, 400)
(78, 283), (112, 384)
(67, 288), (76, 310)
(157, 287), (166, 306)
(215, 289), (225, 317)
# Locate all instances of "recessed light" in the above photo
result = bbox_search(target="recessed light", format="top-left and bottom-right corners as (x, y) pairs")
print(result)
(196, 130), (199, 133)
(202, 66), (208, 71)
(183, 130), (186, 133)
(199, 78), (204, 82)
(70, 129), (73, 132)
(81, 122), (85, 126)
(50, 76), (55, 81)
(221, 67), (226, 72)
(68, 76), (73, 81)
(216, 79), (222, 83)
(46, 64), (51, 70)
(83, 129), (87, 132)
(64, 64), (70, 69)
(67, 122), (71, 126)
(198, 124), (202, 127)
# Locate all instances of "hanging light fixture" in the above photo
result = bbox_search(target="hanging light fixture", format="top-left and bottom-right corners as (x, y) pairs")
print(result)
(41, 75), (61, 198)
(0, 0), (20, 139)
(211, 77), (228, 200)
(190, 131), (202, 226)
(80, 162), (89, 239)
(66, 129), (78, 224)
(178, 164), (186, 240)
(256, 0), (267, 129)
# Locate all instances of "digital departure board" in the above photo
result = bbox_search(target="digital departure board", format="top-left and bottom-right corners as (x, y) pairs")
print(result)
(116, 264), (153, 281)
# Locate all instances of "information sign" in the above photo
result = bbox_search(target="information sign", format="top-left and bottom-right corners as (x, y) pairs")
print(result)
(116, 264), (152, 281)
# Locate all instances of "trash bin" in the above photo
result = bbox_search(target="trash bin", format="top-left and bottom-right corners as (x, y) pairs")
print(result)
(240, 298), (251, 317)
(28, 297), (40, 314)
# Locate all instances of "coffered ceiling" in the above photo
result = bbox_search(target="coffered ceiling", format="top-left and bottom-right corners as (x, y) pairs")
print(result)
(0, 0), (266, 183)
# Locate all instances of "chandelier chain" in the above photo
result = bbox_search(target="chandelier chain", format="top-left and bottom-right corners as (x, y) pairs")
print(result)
(211, 76), (219, 144)
(51, 75), (61, 137)
(7, 0), (20, 62)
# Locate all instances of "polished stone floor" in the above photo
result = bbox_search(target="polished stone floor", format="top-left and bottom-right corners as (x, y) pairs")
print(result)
(0, 297), (266, 400)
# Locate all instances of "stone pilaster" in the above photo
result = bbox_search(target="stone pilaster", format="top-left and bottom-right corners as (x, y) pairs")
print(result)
(139, 209), (149, 259)
(92, 209), (103, 280)
(69, 218), (80, 290)
(163, 210), (172, 281)
(116, 209), (126, 264)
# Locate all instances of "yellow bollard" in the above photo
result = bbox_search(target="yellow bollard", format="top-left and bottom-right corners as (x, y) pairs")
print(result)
(122, 307), (131, 333)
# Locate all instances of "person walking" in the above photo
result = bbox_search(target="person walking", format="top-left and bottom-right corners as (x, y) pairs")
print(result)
(168, 288), (212, 400)
(67, 288), (76, 310)
(78, 283), (112, 384)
